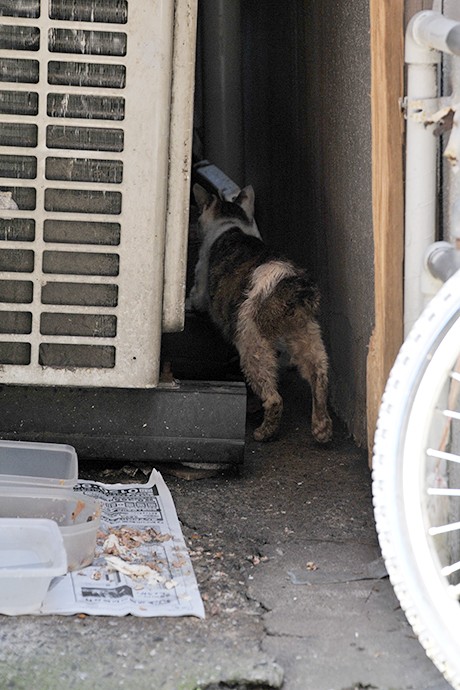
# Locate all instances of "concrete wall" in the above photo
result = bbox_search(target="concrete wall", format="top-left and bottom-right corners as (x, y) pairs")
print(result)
(238, 0), (374, 445)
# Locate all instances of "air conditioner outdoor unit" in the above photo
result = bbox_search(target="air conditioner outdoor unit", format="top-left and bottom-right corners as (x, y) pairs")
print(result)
(0, 0), (197, 388)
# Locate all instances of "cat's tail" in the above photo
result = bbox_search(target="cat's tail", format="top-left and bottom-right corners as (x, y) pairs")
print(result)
(245, 260), (297, 304)
(247, 260), (321, 314)
(235, 260), (293, 339)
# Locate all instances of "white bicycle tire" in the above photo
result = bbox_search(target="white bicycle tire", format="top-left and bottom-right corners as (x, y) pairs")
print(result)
(373, 268), (460, 689)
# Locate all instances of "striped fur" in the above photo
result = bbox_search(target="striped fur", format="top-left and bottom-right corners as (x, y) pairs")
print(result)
(191, 184), (332, 443)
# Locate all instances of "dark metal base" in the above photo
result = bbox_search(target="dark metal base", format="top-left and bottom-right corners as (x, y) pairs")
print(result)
(0, 380), (247, 465)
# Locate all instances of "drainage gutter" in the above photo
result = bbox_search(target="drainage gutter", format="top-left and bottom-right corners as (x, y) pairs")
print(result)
(404, 10), (460, 334)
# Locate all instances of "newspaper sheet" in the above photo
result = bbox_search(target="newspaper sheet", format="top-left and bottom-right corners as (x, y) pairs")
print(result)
(41, 469), (205, 618)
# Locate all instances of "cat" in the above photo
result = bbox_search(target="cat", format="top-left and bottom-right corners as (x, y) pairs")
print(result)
(190, 183), (332, 443)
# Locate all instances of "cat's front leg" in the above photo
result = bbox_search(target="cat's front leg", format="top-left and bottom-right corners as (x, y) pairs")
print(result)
(189, 284), (207, 312)
(189, 258), (209, 312)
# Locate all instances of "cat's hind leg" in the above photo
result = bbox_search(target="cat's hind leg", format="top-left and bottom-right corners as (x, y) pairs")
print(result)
(284, 318), (332, 443)
(235, 322), (282, 442)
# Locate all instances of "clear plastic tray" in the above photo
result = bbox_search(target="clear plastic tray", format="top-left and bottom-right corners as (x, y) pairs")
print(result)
(0, 518), (68, 615)
(0, 488), (101, 571)
(0, 440), (77, 489)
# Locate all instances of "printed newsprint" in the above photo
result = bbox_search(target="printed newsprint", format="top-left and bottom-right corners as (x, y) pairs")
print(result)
(41, 470), (205, 618)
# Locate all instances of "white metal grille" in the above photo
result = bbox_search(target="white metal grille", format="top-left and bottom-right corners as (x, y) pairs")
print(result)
(0, 0), (196, 387)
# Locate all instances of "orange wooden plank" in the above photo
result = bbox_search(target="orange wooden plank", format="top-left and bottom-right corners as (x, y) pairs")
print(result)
(367, 0), (405, 461)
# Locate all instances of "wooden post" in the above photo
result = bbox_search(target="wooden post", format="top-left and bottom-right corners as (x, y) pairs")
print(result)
(367, 0), (405, 462)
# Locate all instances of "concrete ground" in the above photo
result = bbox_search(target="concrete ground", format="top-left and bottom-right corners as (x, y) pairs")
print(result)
(0, 371), (452, 690)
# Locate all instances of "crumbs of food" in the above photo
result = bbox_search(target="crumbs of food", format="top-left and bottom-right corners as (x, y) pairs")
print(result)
(100, 526), (172, 550)
(71, 499), (86, 521)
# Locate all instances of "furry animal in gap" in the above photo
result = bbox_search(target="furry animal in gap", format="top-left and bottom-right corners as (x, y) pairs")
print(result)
(190, 183), (332, 443)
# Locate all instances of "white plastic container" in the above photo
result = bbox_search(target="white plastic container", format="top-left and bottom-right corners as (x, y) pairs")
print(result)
(0, 518), (68, 615)
(0, 440), (77, 489)
(0, 489), (101, 571)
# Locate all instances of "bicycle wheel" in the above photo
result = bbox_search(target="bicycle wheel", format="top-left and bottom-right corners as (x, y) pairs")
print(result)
(373, 268), (460, 689)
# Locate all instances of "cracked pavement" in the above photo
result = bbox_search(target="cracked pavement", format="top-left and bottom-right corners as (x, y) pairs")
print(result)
(0, 372), (453, 690)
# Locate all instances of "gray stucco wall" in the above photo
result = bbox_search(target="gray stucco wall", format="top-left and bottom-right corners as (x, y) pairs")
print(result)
(239, 0), (374, 445)
(309, 1), (374, 446)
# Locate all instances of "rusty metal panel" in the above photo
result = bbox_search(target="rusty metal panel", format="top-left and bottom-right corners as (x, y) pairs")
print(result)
(0, 380), (247, 465)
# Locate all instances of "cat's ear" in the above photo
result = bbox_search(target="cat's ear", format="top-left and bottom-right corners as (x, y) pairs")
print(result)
(193, 184), (215, 212)
(234, 185), (255, 221)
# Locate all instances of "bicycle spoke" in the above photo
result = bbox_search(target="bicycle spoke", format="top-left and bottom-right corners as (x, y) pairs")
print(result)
(426, 448), (460, 463)
(427, 488), (460, 496)
(428, 521), (460, 536)
(441, 560), (460, 577)
(442, 409), (460, 420)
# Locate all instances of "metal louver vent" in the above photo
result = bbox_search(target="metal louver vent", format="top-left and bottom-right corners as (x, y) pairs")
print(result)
(0, 0), (197, 387)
